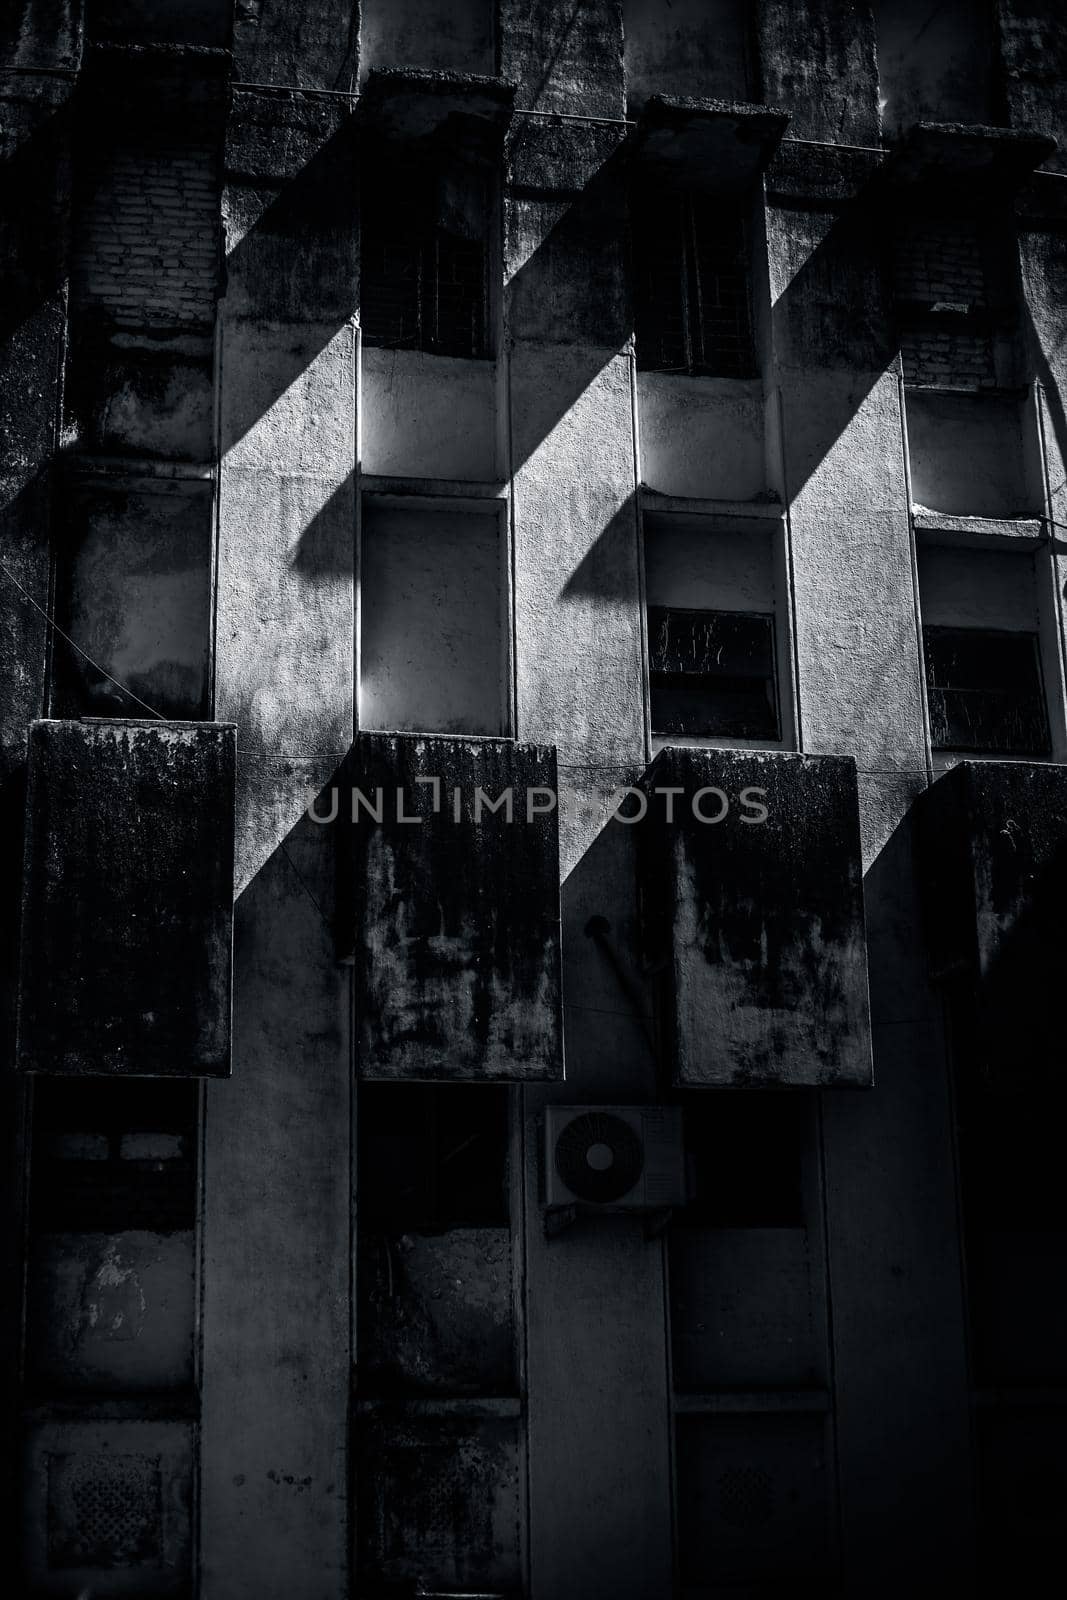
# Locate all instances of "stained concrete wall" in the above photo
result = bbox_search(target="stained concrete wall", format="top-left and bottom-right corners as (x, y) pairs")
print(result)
(201, 13), (356, 1599)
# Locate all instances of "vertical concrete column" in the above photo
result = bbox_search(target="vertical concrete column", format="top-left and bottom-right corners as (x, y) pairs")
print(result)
(1019, 181), (1067, 761)
(762, 54), (975, 1595)
(0, 0), (79, 1510)
(200, 14), (358, 1597)
(500, 5), (671, 1597)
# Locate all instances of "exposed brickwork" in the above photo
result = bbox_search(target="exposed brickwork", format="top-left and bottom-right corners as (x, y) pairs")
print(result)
(72, 141), (220, 328)
(894, 218), (996, 388)
(893, 219), (988, 309)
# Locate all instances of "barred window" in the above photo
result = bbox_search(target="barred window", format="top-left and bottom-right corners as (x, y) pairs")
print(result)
(360, 158), (491, 359)
(649, 606), (779, 741)
(633, 188), (755, 377)
(923, 625), (1050, 756)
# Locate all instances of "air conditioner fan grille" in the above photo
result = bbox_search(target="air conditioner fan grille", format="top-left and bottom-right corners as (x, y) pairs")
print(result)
(554, 1111), (644, 1203)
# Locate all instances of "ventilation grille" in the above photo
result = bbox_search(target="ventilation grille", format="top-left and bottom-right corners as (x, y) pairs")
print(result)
(718, 1464), (775, 1530)
(48, 1451), (163, 1569)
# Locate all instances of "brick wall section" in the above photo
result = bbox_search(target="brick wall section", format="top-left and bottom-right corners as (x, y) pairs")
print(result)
(72, 141), (220, 328)
(894, 218), (996, 388)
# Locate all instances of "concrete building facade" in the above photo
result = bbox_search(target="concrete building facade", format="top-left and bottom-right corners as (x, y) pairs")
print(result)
(2, 2), (1066, 1596)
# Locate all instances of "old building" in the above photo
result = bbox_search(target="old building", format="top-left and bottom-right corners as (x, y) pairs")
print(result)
(3, 1), (1066, 1595)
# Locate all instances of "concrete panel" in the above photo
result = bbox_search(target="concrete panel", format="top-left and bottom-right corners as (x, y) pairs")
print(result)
(57, 478), (213, 721)
(638, 375), (767, 500)
(758, 0), (880, 146)
(357, 1414), (523, 1594)
(675, 1413), (832, 1589)
(999, 1), (1067, 173)
(22, 1418), (194, 1598)
(216, 320), (355, 758)
(200, 800), (349, 1600)
(906, 389), (1041, 518)
(360, 501), (506, 737)
(231, 0), (358, 91)
(511, 347), (645, 766)
(919, 760), (1067, 1081)
(17, 718), (236, 1077)
(624, 0), (752, 107)
(340, 732), (564, 1083)
(873, 0), (995, 134)
(27, 1230), (195, 1393)
(779, 372), (925, 772)
(359, 1228), (515, 1396)
(671, 1228), (827, 1390)
(66, 329), (214, 462)
(362, 347), (499, 480)
(641, 747), (873, 1087)
(501, 0), (625, 119)
(360, 0), (495, 77)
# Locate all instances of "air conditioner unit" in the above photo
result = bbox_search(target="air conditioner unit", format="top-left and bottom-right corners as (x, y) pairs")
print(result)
(544, 1105), (686, 1212)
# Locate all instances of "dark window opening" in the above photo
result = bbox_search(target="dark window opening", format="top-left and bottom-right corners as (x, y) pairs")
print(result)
(360, 155), (491, 360)
(633, 188), (755, 377)
(649, 606), (779, 740)
(674, 1091), (807, 1229)
(358, 1082), (509, 1232)
(30, 1077), (198, 1235)
(923, 626), (1050, 756)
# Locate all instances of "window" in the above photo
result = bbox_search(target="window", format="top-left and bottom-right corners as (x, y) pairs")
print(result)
(633, 187), (755, 377)
(674, 1091), (807, 1229)
(649, 605), (779, 740)
(923, 625), (1050, 756)
(30, 1076), (198, 1235)
(358, 1083), (510, 1232)
(360, 156), (491, 359)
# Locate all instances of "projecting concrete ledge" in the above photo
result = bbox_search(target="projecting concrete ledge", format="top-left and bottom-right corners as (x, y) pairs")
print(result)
(634, 96), (790, 194)
(358, 67), (516, 145)
(884, 121), (1058, 192)
(912, 507), (1047, 549)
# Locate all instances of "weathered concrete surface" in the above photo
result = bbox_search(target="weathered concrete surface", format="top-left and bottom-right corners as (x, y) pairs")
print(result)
(675, 1412), (831, 1587)
(56, 477), (214, 721)
(215, 319), (356, 757)
(22, 1416), (194, 1596)
(920, 760), (1067, 1081)
(357, 1412), (523, 1594)
(510, 347), (645, 769)
(638, 374), (767, 500)
(205, 54), (357, 1597)
(999, 0), (1067, 173)
(671, 1227), (828, 1390)
(26, 1229), (195, 1392)
(200, 798), (350, 1600)
(341, 732), (564, 1082)
(873, 0), (996, 134)
(641, 747), (873, 1087)
(231, 0), (359, 91)
(906, 389), (1042, 519)
(362, 347), (500, 480)
(0, 78), (72, 782)
(758, 0), (880, 146)
(358, 1228), (514, 1395)
(18, 718), (236, 1077)
(360, 0), (495, 78)
(624, 0), (753, 108)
